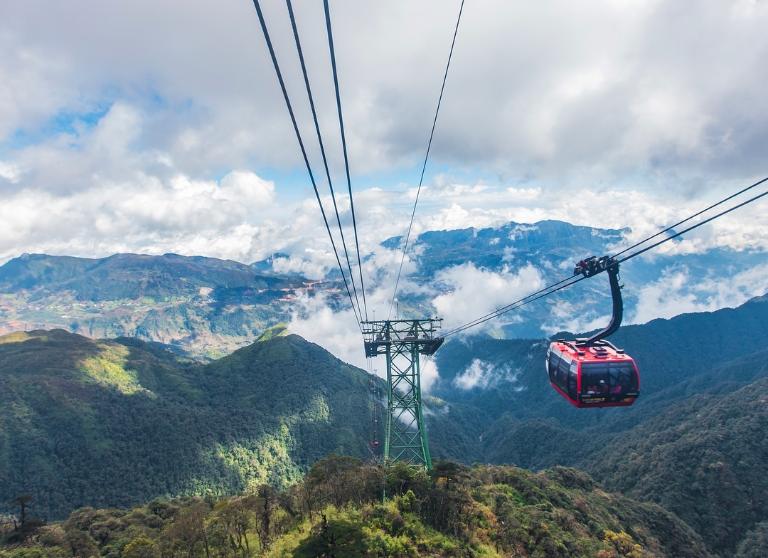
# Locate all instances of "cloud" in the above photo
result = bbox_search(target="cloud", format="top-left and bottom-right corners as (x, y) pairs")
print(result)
(540, 299), (612, 337)
(216, 170), (275, 205)
(0, 1), (765, 277)
(2, 1), (767, 184)
(287, 292), (366, 368)
(0, 166), (278, 263)
(631, 263), (768, 324)
(0, 161), (20, 183)
(452, 358), (523, 391)
(432, 263), (544, 330)
(0, 0), (766, 341)
(421, 359), (440, 393)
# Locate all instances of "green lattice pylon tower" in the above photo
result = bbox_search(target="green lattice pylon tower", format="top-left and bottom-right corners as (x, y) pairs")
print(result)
(363, 319), (443, 469)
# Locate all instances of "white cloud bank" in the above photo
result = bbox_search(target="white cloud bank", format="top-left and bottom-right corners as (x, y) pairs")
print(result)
(631, 263), (768, 324)
(453, 358), (524, 391)
(4, 0), (768, 183)
(433, 263), (544, 330)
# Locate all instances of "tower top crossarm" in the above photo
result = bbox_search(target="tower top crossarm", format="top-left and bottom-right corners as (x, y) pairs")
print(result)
(362, 318), (444, 358)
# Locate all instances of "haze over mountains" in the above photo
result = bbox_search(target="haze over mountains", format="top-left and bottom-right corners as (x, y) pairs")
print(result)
(1, 220), (765, 360)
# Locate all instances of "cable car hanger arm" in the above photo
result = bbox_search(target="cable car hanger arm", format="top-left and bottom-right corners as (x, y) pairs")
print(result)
(573, 256), (623, 345)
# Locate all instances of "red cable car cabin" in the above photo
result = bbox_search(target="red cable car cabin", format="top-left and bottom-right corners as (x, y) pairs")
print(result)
(546, 340), (640, 408)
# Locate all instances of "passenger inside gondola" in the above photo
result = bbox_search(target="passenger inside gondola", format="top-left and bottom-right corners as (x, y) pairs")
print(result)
(581, 362), (637, 397)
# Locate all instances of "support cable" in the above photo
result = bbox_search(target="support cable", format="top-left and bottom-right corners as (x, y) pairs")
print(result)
(286, 0), (363, 322)
(443, 275), (586, 336)
(441, 273), (580, 336)
(388, 0), (466, 320)
(616, 185), (768, 264)
(324, 0), (369, 322)
(250, 0), (361, 329)
(612, 176), (768, 258)
(444, 179), (768, 337)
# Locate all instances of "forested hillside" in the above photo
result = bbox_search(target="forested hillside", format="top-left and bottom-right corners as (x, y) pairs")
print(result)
(0, 329), (376, 519)
(0, 457), (710, 558)
(428, 294), (768, 465)
(589, 376), (768, 554)
(1, 296), (767, 554)
(426, 295), (768, 555)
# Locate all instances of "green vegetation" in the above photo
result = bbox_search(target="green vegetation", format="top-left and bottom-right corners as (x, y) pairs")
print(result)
(588, 376), (768, 554)
(735, 522), (768, 558)
(1, 295), (768, 555)
(426, 295), (768, 555)
(0, 457), (709, 557)
(0, 330), (375, 520)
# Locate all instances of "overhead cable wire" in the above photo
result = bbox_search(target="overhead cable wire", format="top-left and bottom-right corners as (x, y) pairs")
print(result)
(250, 0), (361, 330)
(324, 0), (368, 322)
(441, 273), (581, 337)
(611, 176), (768, 258)
(616, 185), (768, 264)
(285, 0), (363, 322)
(444, 275), (587, 337)
(388, 0), (466, 320)
(444, 179), (768, 337)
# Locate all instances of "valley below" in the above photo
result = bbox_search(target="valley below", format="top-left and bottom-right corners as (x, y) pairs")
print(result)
(0, 293), (767, 556)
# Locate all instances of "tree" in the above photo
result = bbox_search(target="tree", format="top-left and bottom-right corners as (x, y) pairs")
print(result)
(304, 455), (363, 509)
(430, 461), (470, 491)
(209, 498), (252, 557)
(64, 529), (99, 558)
(123, 536), (160, 558)
(10, 496), (31, 531)
(6, 495), (44, 543)
(162, 501), (211, 558)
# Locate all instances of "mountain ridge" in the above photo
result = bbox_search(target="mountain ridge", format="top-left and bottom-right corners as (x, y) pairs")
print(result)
(1, 218), (764, 356)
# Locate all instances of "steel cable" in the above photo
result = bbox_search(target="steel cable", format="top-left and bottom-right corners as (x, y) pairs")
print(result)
(250, 0), (361, 329)
(388, 0), (466, 320)
(324, 0), (369, 322)
(286, 0), (363, 322)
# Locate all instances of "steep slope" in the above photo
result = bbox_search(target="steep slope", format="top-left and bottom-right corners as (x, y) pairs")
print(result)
(478, 345), (768, 473)
(0, 330), (377, 519)
(736, 522), (768, 558)
(429, 298), (768, 554)
(586, 376), (768, 555)
(2, 295), (768, 546)
(1, 459), (710, 558)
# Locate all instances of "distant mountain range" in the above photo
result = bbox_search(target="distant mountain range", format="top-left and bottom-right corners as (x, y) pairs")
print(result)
(1, 294), (767, 555)
(0, 253), (313, 357)
(0, 219), (765, 357)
